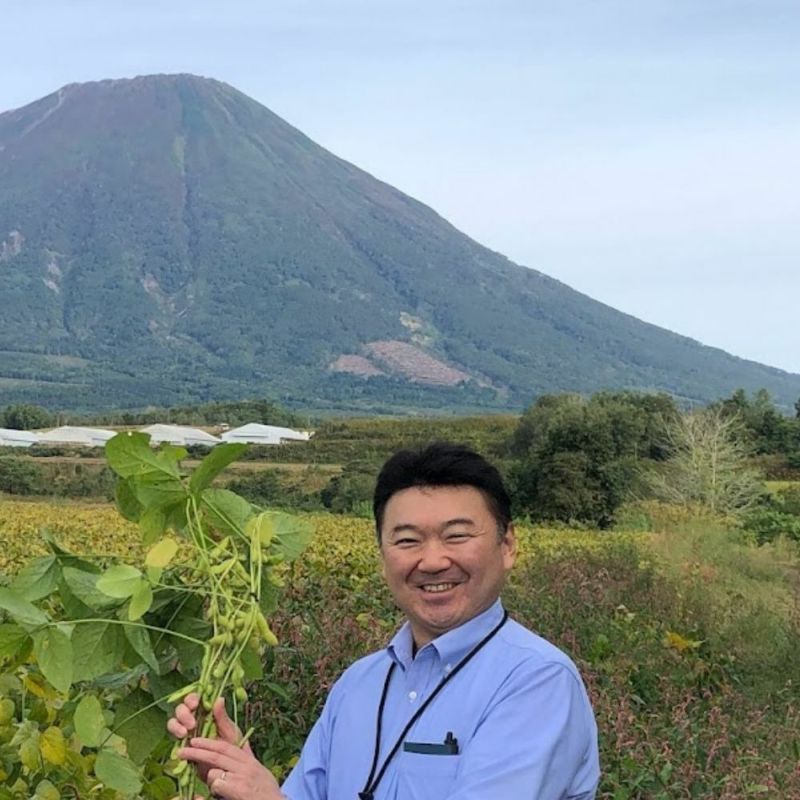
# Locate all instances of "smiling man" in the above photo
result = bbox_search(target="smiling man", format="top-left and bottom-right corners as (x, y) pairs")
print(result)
(171, 443), (600, 799)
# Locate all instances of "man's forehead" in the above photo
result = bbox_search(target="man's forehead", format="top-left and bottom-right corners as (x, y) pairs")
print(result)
(382, 485), (494, 521)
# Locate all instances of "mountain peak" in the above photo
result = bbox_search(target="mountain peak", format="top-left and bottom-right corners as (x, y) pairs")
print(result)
(0, 77), (798, 413)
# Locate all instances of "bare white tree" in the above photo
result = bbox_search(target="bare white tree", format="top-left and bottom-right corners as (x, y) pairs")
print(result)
(644, 407), (763, 515)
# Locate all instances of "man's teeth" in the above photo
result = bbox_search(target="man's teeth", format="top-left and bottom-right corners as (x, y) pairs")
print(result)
(421, 583), (457, 593)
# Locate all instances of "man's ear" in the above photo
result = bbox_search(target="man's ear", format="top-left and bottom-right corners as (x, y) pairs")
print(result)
(502, 523), (518, 568)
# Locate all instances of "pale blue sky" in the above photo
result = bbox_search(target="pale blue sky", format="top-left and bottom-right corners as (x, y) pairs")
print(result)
(3, 0), (799, 374)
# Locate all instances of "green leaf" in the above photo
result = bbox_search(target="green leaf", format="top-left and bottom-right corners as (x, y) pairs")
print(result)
(32, 627), (73, 694)
(97, 565), (144, 599)
(268, 511), (314, 562)
(74, 694), (105, 747)
(201, 488), (253, 537)
(95, 749), (143, 796)
(133, 476), (187, 513)
(114, 689), (168, 764)
(127, 581), (153, 621)
(115, 478), (143, 522)
(0, 623), (30, 661)
(189, 442), (247, 494)
(240, 646), (263, 681)
(0, 587), (49, 631)
(145, 538), (179, 569)
(123, 622), (159, 672)
(62, 567), (121, 611)
(144, 777), (177, 800)
(105, 431), (180, 481)
(72, 622), (126, 682)
(139, 507), (168, 546)
(12, 557), (61, 602)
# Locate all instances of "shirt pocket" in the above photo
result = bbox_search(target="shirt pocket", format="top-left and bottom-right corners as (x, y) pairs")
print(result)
(398, 751), (461, 799)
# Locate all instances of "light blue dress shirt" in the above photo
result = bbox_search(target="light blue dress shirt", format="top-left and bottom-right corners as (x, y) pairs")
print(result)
(281, 600), (599, 799)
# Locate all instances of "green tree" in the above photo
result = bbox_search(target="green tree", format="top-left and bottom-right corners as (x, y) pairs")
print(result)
(510, 391), (676, 526)
(1, 403), (54, 430)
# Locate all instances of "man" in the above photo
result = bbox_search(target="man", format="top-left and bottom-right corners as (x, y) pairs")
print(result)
(170, 443), (600, 799)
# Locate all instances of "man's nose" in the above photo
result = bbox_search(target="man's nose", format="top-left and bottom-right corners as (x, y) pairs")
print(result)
(417, 538), (452, 572)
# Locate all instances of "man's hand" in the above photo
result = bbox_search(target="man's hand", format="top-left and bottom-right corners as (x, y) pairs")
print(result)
(166, 693), (285, 799)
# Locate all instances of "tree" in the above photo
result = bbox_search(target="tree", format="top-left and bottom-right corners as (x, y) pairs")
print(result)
(644, 407), (763, 515)
(1, 403), (54, 430)
(510, 391), (677, 526)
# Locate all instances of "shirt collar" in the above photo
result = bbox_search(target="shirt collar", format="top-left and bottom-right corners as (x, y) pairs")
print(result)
(387, 599), (505, 671)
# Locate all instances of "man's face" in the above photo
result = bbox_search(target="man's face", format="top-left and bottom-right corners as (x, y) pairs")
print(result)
(379, 485), (517, 648)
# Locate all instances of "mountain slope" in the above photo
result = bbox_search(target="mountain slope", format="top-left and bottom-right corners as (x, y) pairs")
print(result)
(0, 74), (798, 412)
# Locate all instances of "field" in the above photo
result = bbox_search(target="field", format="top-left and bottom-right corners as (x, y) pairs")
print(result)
(1, 498), (799, 798)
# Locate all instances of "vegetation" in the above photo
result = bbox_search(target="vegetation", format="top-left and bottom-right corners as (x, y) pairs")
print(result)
(0, 437), (312, 799)
(0, 500), (797, 798)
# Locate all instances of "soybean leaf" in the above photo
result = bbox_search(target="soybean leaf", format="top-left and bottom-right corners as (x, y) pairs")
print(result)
(0, 623), (30, 661)
(145, 538), (179, 569)
(32, 627), (73, 694)
(259, 574), (280, 617)
(105, 432), (180, 481)
(145, 777), (177, 800)
(114, 689), (167, 764)
(240, 646), (263, 681)
(170, 615), (211, 672)
(72, 622), (126, 682)
(139, 506), (168, 546)
(62, 567), (121, 612)
(97, 565), (144, 599)
(115, 478), (143, 522)
(74, 694), (105, 747)
(189, 442), (247, 494)
(127, 581), (153, 621)
(89, 663), (148, 691)
(12, 556), (61, 602)
(201, 488), (253, 538)
(40, 725), (67, 765)
(123, 622), (159, 672)
(133, 476), (187, 513)
(0, 587), (49, 631)
(148, 669), (190, 712)
(269, 512), (314, 562)
(95, 749), (143, 796)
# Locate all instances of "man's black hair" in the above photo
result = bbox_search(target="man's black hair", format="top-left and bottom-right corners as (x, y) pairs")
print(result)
(373, 442), (512, 540)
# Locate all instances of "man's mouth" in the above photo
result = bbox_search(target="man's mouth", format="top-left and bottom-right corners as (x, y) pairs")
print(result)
(420, 582), (459, 593)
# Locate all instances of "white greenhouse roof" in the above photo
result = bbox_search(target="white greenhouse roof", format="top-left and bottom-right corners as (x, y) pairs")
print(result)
(140, 424), (221, 446)
(220, 423), (311, 444)
(0, 428), (40, 447)
(36, 426), (116, 447)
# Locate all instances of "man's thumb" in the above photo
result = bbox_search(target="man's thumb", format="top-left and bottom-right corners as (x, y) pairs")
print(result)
(212, 698), (240, 743)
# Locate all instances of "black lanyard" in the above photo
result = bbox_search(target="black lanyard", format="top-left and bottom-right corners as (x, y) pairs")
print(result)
(358, 610), (509, 800)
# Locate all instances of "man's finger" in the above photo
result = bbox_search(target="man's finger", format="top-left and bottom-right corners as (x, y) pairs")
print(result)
(211, 697), (241, 744)
(166, 717), (188, 738)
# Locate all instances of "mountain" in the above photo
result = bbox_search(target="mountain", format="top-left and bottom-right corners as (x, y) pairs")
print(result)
(0, 74), (798, 413)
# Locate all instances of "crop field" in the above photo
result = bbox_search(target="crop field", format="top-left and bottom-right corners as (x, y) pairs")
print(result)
(1, 498), (799, 798)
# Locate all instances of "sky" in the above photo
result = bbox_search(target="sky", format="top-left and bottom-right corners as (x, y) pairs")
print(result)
(3, 0), (799, 374)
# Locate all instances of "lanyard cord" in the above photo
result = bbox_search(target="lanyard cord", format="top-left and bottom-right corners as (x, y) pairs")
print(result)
(358, 610), (509, 800)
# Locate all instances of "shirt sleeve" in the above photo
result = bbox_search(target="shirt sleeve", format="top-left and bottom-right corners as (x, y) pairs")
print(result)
(280, 679), (341, 800)
(446, 659), (599, 800)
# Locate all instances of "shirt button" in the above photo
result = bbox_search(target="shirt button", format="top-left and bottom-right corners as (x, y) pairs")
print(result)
(444, 664), (453, 673)
(409, 691), (417, 701)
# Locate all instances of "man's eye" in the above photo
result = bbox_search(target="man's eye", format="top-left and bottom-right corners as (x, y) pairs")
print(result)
(395, 538), (420, 547)
(446, 533), (471, 541)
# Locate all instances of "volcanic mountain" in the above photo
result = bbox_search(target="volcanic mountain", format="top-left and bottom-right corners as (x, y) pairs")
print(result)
(0, 74), (797, 412)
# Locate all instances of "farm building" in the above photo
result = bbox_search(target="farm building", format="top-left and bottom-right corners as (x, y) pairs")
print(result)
(36, 426), (116, 447)
(140, 424), (221, 447)
(0, 428), (39, 447)
(220, 423), (311, 445)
